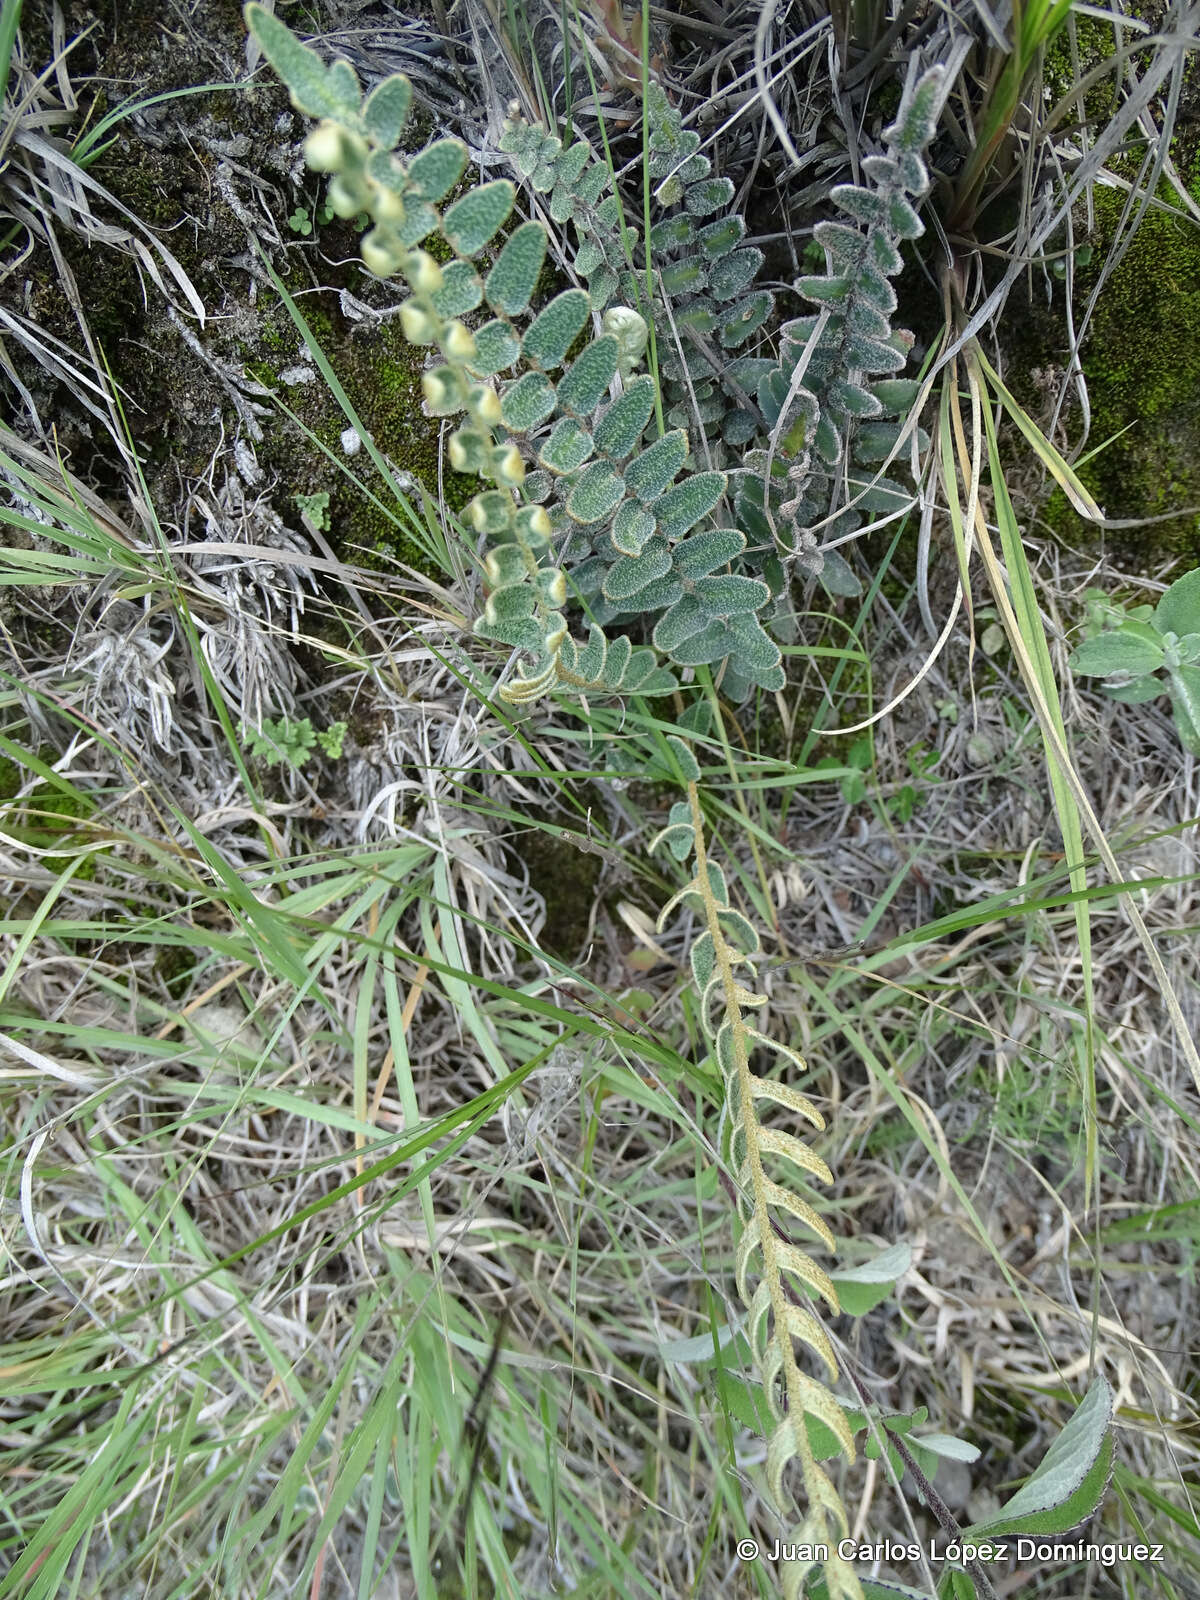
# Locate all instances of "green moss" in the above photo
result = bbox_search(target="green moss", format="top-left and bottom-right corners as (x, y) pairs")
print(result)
(519, 823), (604, 959)
(1041, 188), (1200, 562)
(1, 781), (100, 880)
(1042, 14), (1119, 125)
(248, 295), (477, 580)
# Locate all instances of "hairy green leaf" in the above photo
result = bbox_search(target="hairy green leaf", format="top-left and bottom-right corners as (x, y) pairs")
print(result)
(500, 371), (557, 432)
(246, 5), (361, 121)
(566, 462), (625, 524)
(669, 620), (733, 666)
(538, 418), (594, 474)
(362, 76), (412, 148)
(594, 375), (657, 457)
(430, 261), (483, 318)
(1156, 569), (1200, 637)
(686, 177), (735, 216)
(696, 214), (745, 257)
(709, 248), (763, 302)
(523, 289), (591, 369)
(653, 593), (708, 651)
(694, 574), (769, 615)
(442, 179), (515, 256)
(610, 500), (656, 556)
(407, 138), (468, 203)
(654, 472), (726, 539)
(604, 538), (672, 601)
(673, 528), (745, 579)
(557, 337), (619, 415)
(467, 319), (522, 376)
(485, 221), (547, 317)
(625, 432), (689, 502)
(963, 1378), (1114, 1542)
(1070, 632), (1165, 678)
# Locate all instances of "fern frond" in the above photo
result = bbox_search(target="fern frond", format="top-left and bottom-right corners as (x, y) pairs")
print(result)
(731, 64), (946, 600)
(651, 761), (862, 1600)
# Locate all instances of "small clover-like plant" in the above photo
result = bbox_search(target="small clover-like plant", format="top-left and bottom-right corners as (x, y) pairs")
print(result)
(243, 715), (347, 768)
(1069, 568), (1200, 753)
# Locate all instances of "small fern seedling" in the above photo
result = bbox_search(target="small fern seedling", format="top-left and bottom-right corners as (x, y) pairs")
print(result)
(651, 738), (861, 1600)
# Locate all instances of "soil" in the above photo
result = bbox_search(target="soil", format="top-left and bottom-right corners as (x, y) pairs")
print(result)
(2, 0), (471, 582)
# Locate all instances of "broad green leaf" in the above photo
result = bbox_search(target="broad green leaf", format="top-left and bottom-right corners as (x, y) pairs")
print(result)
(246, 6), (361, 121)
(594, 375), (657, 457)
(1169, 663), (1200, 753)
(653, 471), (726, 539)
(708, 247), (763, 302)
(603, 538), (671, 602)
(685, 176), (735, 216)
(566, 462), (625, 524)
(538, 418), (594, 474)
(610, 500), (656, 556)
(694, 573), (769, 615)
(653, 593), (708, 651)
(916, 1433), (981, 1464)
(407, 137), (468, 203)
(1104, 677), (1164, 704)
(500, 371), (557, 432)
(430, 260), (483, 318)
(466, 319), (521, 376)
(442, 179), (515, 255)
(521, 291), (590, 372)
(625, 431), (689, 502)
(673, 528), (745, 579)
(362, 76), (411, 148)
(830, 1242), (913, 1317)
(485, 221), (547, 317)
(1069, 632), (1165, 679)
(556, 336), (619, 415)
(1156, 568), (1200, 637)
(963, 1377), (1115, 1542)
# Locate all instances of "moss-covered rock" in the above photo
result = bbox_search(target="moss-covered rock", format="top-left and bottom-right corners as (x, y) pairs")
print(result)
(1040, 187), (1200, 563)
